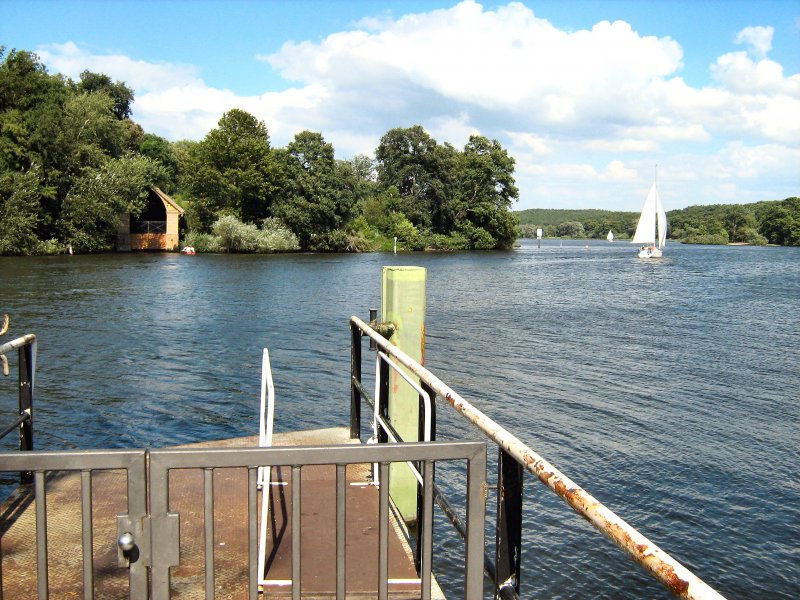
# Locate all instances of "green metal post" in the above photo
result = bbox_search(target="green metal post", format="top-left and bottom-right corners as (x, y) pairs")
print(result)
(381, 266), (426, 524)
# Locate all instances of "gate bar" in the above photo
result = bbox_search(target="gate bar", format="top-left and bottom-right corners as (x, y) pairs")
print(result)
(81, 470), (94, 600)
(34, 471), (48, 600)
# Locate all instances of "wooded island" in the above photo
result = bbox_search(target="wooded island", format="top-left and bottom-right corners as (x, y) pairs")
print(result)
(1, 48), (797, 256)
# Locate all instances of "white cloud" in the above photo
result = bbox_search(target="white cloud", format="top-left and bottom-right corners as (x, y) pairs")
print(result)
(38, 42), (200, 92)
(264, 1), (685, 128)
(505, 132), (551, 156)
(601, 160), (637, 181)
(30, 2), (800, 209)
(426, 112), (480, 147)
(734, 26), (774, 58)
(711, 51), (799, 96)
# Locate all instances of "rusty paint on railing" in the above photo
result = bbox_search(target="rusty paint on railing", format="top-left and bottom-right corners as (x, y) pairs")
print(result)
(0, 334), (37, 357)
(351, 315), (726, 600)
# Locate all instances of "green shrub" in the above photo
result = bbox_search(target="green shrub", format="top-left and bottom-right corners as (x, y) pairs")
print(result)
(34, 238), (63, 255)
(183, 231), (223, 253)
(212, 215), (261, 252)
(258, 218), (300, 252)
(425, 232), (469, 251)
(740, 227), (768, 245)
(308, 229), (349, 252)
(683, 231), (730, 245)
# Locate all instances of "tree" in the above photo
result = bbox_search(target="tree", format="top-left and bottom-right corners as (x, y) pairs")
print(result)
(140, 133), (179, 191)
(0, 167), (49, 254)
(759, 198), (800, 246)
(375, 125), (444, 229)
(455, 135), (519, 249)
(723, 205), (757, 243)
(77, 70), (134, 120)
(59, 155), (167, 251)
(557, 221), (586, 238)
(272, 131), (356, 250)
(182, 109), (278, 230)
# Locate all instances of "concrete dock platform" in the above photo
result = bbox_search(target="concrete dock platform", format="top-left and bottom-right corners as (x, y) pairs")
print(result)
(0, 427), (445, 599)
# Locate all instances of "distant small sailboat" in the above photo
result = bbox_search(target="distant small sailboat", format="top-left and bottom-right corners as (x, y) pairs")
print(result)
(631, 168), (667, 258)
(607, 230), (614, 242)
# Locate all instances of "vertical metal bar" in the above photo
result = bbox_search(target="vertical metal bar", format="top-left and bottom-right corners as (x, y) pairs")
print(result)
(127, 453), (148, 598)
(204, 468), (215, 600)
(81, 470), (94, 600)
(420, 460), (434, 600)
(336, 464), (346, 600)
(415, 381), (436, 572)
(248, 467), (258, 600)
(350, 320), (362, 439)
(291, 465), (301, 600)
(465, 449), (487, 600)
(18, 343), (34, 484)
(377, 358), (390, 444)
(148, 455), (170, 600)
(34, 471), (48, 600)
(378, 462), (389, 600)
(495, 448), (523, 598)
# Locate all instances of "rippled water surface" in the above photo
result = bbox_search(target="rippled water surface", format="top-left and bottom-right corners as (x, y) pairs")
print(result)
(1, 240), (797, 598)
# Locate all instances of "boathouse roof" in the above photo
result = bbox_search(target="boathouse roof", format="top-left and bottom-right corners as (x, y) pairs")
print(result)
(151, 186), (185, 215)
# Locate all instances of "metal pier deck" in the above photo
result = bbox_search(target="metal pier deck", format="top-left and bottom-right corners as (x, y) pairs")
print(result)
(0, 427), (445, 599)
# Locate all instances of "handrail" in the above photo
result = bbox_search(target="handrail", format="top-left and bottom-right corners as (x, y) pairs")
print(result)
(371, 350), (433, 486)
(0, 332), (37, 484)
(350, 315), (725, 600)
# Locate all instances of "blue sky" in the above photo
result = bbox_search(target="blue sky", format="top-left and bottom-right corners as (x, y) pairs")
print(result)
(2, 0), (798, 211)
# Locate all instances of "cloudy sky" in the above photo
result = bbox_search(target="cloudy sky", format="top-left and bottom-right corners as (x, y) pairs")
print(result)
(2, 0), (798, 211)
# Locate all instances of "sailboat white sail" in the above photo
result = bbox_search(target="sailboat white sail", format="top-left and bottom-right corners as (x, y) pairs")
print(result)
(632, 177), (667, 258)
(607, 230), (614, 242)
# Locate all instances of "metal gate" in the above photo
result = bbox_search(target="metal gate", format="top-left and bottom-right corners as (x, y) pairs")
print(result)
(0, 441), (487, 600)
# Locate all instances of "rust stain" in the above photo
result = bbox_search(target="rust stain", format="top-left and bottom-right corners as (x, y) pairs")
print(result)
(554, 480), (568, 497)
(636, 543), (649, 555)
(662, 566), (691, 595)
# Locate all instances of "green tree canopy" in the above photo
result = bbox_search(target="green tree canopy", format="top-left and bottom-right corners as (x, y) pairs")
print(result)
(181, 109), (278, 230)
(77, 70), (134, 120)
(140, 133), (179, 192)
(59, 155), (167, 252)
(272, 130), (357, 250)
(375, 125), (445, 229)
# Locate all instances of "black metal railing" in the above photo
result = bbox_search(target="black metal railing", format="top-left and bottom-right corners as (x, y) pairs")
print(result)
(130, 220), (167, 234)
(0, 320), (36, 484)
(349, 314), (725, 600)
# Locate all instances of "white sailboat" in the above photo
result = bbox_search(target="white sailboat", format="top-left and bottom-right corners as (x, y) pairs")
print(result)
(631, 170), (667, 258)
(607, 230), (614, 242)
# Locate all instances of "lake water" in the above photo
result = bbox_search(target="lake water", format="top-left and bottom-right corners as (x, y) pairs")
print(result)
(0, 239), (797, 598)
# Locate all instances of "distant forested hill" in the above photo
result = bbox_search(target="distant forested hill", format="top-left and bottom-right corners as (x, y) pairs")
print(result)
(516, 208), (639, 239)
(515, 198), (799, 245)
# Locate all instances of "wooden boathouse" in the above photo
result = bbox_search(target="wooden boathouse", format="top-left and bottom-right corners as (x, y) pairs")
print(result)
(116, 187), (184, 252)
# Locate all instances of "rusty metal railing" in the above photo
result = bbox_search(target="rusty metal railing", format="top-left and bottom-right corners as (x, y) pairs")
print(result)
(349, 315), (726, 600)
(0, 320), (36, 484)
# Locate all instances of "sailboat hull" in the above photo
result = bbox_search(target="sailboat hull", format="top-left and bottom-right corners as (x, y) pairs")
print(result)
(637, 246), (663, 258)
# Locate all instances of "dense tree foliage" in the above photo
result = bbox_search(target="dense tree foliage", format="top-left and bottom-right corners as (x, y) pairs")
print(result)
(0, 47), (157, 253)
(373, 127), (519, 250)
